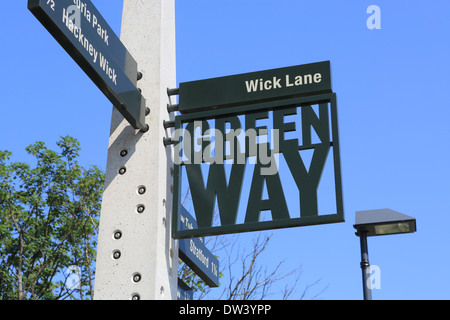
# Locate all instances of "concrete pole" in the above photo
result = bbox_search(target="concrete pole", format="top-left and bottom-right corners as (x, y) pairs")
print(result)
(94, 0), (178, 300)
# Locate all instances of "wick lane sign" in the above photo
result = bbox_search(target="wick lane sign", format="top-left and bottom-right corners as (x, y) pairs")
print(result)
(172, 62), (344, 239)
(178, 61), (332, 114)
(28, 0), (147, 131)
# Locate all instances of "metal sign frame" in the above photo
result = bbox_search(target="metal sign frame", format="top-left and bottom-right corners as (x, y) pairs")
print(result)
(172, 93), (344, 239)
(28, 0), (147, 131)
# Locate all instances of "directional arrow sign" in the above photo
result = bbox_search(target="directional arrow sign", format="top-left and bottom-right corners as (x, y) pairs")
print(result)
(178, 206), (220, 287)
(28, 0), (147, 131)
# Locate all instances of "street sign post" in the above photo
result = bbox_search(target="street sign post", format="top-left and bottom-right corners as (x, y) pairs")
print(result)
(178, 206), (220, 287)
(93, 0), (177, 300)
(28, 0), (147, 131)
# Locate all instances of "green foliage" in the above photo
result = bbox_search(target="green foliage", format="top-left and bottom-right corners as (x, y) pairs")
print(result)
(0, 136), (104, 300)
(178, 262), (208, 298)
(179, 251), (224, 299)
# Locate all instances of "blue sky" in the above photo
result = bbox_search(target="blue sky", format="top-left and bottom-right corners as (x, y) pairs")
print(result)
(2, 0), (450, 300)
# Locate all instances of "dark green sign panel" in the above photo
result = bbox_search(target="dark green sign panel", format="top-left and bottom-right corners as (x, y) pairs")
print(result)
(172, 91), (344, 239)
(178, 61), (332, 114)
(177, 279), (193, 300)
(178, 206), (220, 287)
(28, 0), (147, 131)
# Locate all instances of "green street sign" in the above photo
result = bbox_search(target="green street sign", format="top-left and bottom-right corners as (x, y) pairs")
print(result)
(172, 91), (344, 239)
(173, 62), (343, 239)
(28, 0), (147, 131)
(177, 279), (193, 300)
(178, 61), (332, 114)
(178, 206), (220, 287)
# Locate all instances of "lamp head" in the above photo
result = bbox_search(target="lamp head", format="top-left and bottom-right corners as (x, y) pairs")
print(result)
(354, 209), (416, 237)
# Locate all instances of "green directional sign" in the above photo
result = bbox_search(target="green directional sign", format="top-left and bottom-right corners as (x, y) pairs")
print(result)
(28, 0), (147, 131)
(178, 206), (220, 287)
(172, 61), (343, 239)
(177, 279), (193, 300)
(178, 61), (332, 114)
(172, 92), (344, 239)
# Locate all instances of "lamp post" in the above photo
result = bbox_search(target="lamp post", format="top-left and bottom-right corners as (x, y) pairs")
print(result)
(353, 209), (417, 300)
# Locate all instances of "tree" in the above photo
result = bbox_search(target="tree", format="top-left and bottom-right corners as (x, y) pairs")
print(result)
(178, 192), (328, 300)
(0, 136), (104, 300)
(179, 232), (328, 300)
(218, 233), (329, 300)
(1, 136), (323, 300)
(219, 233), (297, 300)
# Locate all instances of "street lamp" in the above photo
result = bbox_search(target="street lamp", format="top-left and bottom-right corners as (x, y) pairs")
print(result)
(353, 209), (417, 300)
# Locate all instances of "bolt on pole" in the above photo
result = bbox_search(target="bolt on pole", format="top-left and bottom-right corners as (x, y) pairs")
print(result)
(94, 0), (178, 300)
